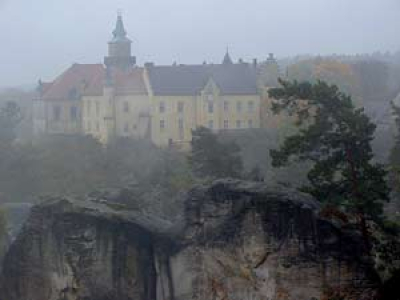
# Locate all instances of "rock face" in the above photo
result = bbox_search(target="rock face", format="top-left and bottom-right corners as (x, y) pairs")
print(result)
(0, 180), (389, 300)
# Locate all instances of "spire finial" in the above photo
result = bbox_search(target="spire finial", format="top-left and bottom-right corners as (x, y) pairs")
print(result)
(222, 47), (233, 65)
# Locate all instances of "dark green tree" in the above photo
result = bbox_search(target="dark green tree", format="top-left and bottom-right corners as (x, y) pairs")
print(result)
(269, 80), (390, 244)
(189, 126), (243, 179)
(389, 103), (400, 211)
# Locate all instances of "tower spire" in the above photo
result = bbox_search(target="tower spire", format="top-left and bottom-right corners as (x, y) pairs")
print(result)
(112, 12), (128, 42)
(104, 13), (136, 70)
(222, 47), (233, 65)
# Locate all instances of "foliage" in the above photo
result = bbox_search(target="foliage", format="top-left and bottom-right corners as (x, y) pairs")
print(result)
(388, 103), (400, 212)
(247, 166), (264, 182)
(103, 137), (162, 187)
(351, 60), (389, 102)
(287, 59), (358, 99)
(145, 146), (195, 195)
(269, 80), (390, 223)
(189, 127), (243, 179)
(0, 101), (21, 145)
(287, 58), (397, 105)
(0, 208), (7, 258)
(0, 135), (193, 204)
(381, 219), (400, 236)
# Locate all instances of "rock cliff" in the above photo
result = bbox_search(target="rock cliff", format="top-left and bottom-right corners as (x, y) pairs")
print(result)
(0, 180), (397, 300)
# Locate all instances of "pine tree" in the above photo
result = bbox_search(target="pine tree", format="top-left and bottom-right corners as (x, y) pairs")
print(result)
(269, 80), (390, 246)
(389, 103), (400, 211)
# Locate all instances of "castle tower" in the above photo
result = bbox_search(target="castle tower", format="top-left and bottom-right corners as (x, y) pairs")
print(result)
(104, 13), (136, 71)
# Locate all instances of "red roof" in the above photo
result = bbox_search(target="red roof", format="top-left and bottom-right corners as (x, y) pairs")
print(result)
(41, 64), (147, 100)
(41, 82), (53, 94)
(42, 64), (105, 100)
(112, 67), (147, 95)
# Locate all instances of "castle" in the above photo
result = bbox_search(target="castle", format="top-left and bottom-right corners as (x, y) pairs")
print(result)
(33, 14), (280, 147)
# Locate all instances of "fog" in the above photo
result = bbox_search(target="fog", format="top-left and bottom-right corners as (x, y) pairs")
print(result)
(1, 0), (400, 87)
(1, 1), (400, 298)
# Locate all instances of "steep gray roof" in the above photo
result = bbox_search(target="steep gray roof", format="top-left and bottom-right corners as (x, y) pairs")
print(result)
(146, 63), (258, 96)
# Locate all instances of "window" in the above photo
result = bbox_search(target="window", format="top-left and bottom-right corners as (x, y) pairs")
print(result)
(179, 119), (184, 139)
(70, 106), (78, 121)
(87, 100), (91, 114)
(208, 102), (214, 113)
(178, 102), (184, 113)
(95, 101), (100, 116)
(123, 101), (129, 113)
(224, 120), (229, 129)
(223, 101), (229, 112)
(236, 120), (241, 129)
(248, 120), (253, 128)
(236, 102), (242, 112)
(124, 123), (129, 133)
(160, 101), (165, 113)
(208, 120), (214, 129)
(178, 119), (184, 129)
(53, 105), (61, 121)
(160, 120), (165, 131)
(96, 122), (100, 132)
(248, 101), (254, 113)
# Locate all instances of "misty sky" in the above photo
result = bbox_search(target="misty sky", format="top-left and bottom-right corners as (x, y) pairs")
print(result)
(1, 0), (400, 88)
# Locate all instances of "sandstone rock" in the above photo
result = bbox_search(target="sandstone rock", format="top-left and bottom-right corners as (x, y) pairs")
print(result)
(0, 180), (396, 300)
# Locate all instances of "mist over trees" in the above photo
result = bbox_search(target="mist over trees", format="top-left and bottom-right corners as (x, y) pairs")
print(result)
(285, 57), (400, 105)
(189, 127), (243, 179)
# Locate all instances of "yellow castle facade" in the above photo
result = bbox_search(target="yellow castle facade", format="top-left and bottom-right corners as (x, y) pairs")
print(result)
(33, 15), (279, 147)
